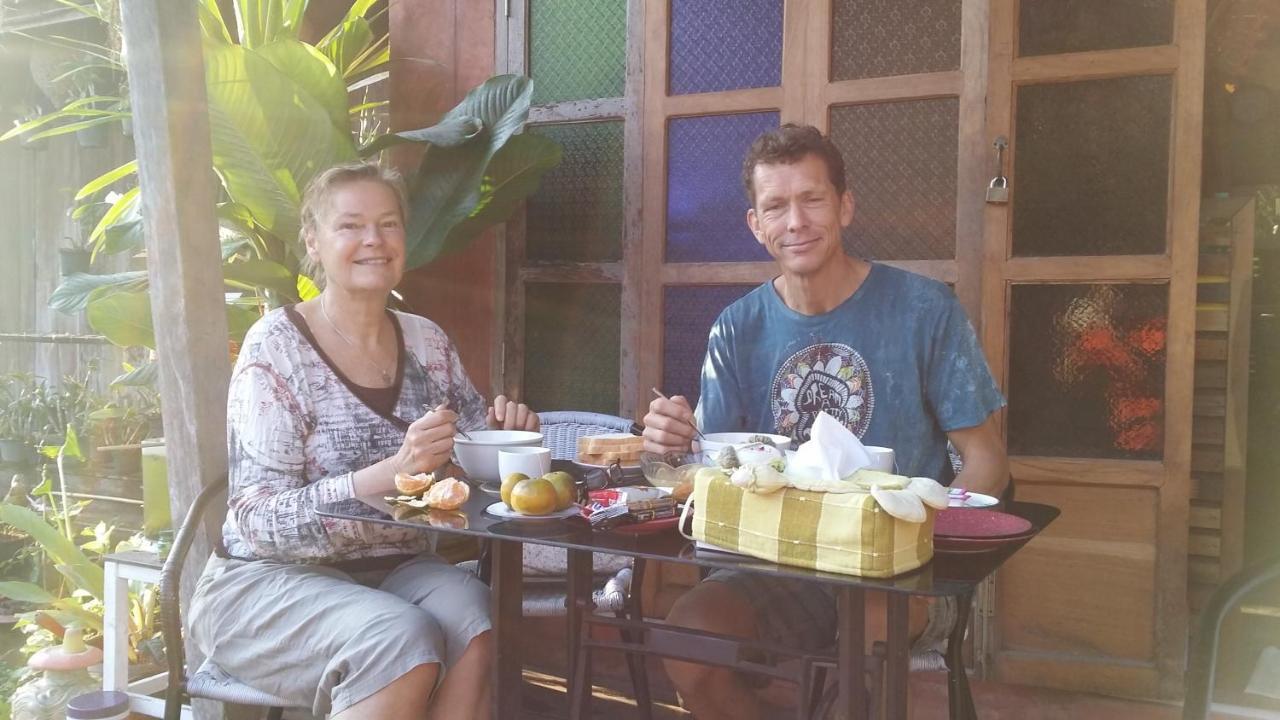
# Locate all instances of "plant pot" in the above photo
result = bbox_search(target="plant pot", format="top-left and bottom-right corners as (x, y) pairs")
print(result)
(58, 248), (91, 276)
(93, 444), (142, 477)
(0, 439), (37, 467)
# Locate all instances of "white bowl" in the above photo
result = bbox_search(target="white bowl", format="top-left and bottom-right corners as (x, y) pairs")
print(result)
(697, 432), (793, 455)
(453, 430), (543, 481)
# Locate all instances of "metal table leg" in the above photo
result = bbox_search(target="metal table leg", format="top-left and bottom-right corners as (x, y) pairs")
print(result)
(946, 592), (976, 720)
(837, 588), (868, 719)
(884, 593), (910, 719)
(491, 539), (523, 719)
(567, 548), (594, 720)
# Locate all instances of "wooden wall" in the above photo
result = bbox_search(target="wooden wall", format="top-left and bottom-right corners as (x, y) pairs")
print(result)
(389, 0), (502, 397)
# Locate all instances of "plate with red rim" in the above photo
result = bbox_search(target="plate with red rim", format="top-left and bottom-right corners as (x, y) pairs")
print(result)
(606, 515), (681, 535)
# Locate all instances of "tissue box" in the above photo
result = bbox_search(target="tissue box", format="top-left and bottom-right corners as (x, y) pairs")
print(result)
(689, 475), (935, 578)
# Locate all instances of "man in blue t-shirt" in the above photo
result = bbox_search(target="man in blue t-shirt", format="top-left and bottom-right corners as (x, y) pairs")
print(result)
(643, 124), (1008, 719)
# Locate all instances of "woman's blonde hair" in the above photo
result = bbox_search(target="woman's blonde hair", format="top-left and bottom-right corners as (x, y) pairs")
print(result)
(298, 161), (410, 287)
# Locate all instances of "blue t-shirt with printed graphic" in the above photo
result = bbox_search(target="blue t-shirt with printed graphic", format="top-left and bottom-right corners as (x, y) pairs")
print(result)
(694, 263), (1005, 485)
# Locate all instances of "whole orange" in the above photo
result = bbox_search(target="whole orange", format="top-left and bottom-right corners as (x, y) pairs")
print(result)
(509, 477), (558, 515)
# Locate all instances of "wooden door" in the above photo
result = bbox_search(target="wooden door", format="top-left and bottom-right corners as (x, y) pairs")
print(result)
(982, 0), (1205, 699)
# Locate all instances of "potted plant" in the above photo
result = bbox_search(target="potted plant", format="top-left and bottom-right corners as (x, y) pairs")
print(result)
(0, 375), (50, 468)
(87, 387), (159, 478)
(57, 236), (92, 277)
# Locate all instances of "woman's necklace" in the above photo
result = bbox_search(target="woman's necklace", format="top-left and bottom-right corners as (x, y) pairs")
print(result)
(319, 294), (395, 385)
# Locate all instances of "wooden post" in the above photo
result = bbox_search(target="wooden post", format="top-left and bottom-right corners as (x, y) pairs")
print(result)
(119, 2), (229, 717)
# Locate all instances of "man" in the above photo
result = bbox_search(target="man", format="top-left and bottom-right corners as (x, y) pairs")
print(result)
(643, 124), (1008, 719)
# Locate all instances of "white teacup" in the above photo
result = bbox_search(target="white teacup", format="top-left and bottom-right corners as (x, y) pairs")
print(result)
(498, 446), (551, 480)
(864, 446), (896, 473)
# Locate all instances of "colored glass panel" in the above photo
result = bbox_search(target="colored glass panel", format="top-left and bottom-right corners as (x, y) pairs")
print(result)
(669, 0), (783, 95)
(529, 0), (626, 105)
(829, 99), (959, 260)
(524, 283), (621, 415)
(1019, 0), (1173, 57)
(1008, 283), (1168, 460)
(831, 0), (961, 81)
(666, 111), (779, 263)
(663, 285), (757, 410)
(526, 121), (624, 263)
(1013, 75), (1171, 257)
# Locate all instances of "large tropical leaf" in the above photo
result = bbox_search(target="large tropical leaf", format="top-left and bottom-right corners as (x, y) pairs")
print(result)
(234, 0), (308, 48)
(197, 0), (233, 43)
(227, 305), (262, 343)
(0, 581), (56, 605)
(223, 258), (298, 299)
(255, 40), (348, 134)
(0, 504), (104, 600)
(86, 289), (155, 349)
(443, 133), (562, 251)
(358, 116), (483, 158)
(203, 40), (358, 248)
(111, 361), (158, 388)
(48, 271), (148, 314)
(403, 75), (535, 268)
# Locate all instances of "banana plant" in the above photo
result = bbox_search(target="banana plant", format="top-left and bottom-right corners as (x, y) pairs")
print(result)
(17, 0), (559, 350)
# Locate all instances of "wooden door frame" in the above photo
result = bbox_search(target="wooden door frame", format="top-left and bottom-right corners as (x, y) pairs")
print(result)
(982, 0), (1205, 699)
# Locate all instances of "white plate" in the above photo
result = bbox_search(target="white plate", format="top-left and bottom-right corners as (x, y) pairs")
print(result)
(484, 501), (581, 520)
(948, 492), (999, 508)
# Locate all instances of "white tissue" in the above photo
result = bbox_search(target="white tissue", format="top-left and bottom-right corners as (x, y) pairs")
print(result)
(789, 411), (873, 484)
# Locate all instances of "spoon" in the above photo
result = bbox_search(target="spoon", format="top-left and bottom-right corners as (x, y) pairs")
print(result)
(650, 387), (709, 442)
(423, 402), (473, 441)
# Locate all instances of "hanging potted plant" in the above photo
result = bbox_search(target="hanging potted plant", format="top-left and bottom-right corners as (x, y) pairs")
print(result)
(57, 236), (92, 277)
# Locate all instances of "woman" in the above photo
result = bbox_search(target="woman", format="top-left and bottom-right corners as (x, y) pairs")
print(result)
(190, 161), (538, 719)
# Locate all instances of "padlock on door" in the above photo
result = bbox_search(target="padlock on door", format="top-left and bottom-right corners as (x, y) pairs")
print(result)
(986, 135), (1009, 204)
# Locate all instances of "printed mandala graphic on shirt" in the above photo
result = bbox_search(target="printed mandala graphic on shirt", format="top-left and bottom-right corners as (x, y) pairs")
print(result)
(771, 343), (874, 442)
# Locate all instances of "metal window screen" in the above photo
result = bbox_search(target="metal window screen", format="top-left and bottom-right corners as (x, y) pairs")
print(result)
(529, 0), (627, 105)
(526, 121), (624, 263)
(666, 112), (779, 263)
(1012, 75), (1171, 257)
(523, 283), (621, 414)
(1008, 283), (1168, 460)
(829, 99), (959, 261)
(1018, 0), (1173, 57)
(830, 0), (961, 81)
(669, 0), (783, 95)
(663, 285), (758, 411)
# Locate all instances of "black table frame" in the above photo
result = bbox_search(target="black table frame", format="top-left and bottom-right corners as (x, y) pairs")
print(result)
(317, 496), (1057, 719)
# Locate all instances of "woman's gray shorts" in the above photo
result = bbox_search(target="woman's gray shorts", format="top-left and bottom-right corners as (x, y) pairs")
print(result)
(189, 553), (491, 716)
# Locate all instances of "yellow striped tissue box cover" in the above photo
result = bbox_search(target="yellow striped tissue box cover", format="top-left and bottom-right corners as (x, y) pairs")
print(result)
(691, 475), (935, 578)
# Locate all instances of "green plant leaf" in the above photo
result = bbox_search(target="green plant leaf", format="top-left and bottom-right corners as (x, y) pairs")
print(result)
(45, 599), (104, 632)
(403, 75), (535, 268)
(227, 305), (261, 344)
(0, 504), (104, 599)
(204, 40), (357, 247)
(111, 362), (158, 388)
(60, 426), (83, 462)
(90, 187), (138, 243)
(48, 271), (148, 314)
(296, 274), (320, 300)
(255, 40), (348, 134)
(86, 289), (155, 349)
(234, 0), (308, 48)
(0, 582), (55, 605)
(23, 114), (129, 142)
(358, 115), (483, 157)
(443, 132), (561, 251)
(198, 0), (233, 43)
(223, 258), (298, 299)
(75, 160), (138, 201)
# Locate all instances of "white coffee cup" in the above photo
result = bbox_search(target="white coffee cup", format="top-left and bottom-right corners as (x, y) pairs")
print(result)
(864, 446), (896, 473)
(498, 446), (552, 480)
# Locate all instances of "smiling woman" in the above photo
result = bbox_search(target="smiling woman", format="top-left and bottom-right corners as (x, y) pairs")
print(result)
(186, 161), (540, 720)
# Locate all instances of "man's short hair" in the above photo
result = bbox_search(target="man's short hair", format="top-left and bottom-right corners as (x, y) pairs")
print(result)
(741, 124), (848, 206)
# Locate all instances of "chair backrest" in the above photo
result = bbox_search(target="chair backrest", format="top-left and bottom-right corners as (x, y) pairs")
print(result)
(160, 474), (229, 720)
(537, 411), (638, 460)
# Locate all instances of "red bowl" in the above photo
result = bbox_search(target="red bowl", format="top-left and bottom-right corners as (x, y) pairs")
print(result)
(934, 508), (1033, 540)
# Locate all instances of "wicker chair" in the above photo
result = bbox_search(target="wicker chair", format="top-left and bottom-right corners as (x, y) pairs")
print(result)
(161, 474), (303, 720)
(517, 411), (653, 720)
